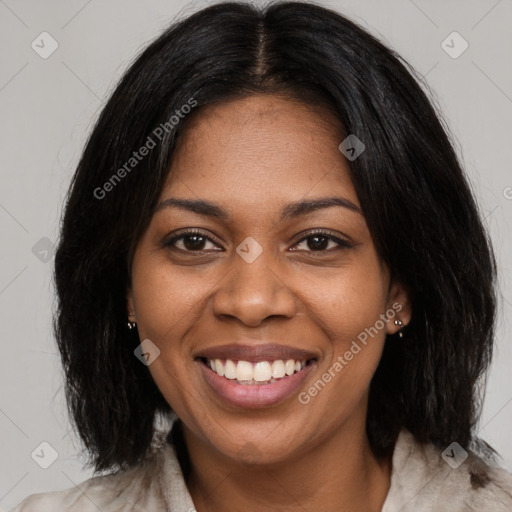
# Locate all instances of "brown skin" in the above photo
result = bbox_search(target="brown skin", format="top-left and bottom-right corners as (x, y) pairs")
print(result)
(127, 94), (411, 511)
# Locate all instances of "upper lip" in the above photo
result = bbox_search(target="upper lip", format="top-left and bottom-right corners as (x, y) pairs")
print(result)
(194, 343), (318, 363)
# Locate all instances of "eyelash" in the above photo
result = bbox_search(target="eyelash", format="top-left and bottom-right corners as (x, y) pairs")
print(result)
(163, 228), (353, 254)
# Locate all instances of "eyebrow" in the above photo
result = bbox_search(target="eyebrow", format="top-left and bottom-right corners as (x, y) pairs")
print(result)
(155, 196), (362, 221)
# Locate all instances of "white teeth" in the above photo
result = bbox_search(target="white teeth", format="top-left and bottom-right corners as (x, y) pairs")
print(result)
(236, 361), (253, 381)
(271, 360), (286, 379)
(253, 361), (272, 381)
(206, 358), (310, 383)
(224, 359), (237, 379)
(214, 358), (224, 377)
(285, 359), (295, 376)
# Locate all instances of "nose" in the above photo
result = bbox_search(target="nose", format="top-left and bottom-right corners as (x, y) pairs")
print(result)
(211, 246), (297, 327)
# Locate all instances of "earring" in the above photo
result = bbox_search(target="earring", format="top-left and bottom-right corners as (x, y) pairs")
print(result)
(127, 320), (137, 330)
(394, 319), (404, 338)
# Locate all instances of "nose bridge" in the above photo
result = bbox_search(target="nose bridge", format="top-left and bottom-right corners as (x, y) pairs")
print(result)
(212, 237), (296, 325)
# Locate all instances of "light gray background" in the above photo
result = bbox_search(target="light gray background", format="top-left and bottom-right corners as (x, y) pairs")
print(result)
(1, 0), (511, 509)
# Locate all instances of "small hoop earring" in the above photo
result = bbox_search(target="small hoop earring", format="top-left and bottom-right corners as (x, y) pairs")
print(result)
(127, 321), (137, 330)
(394, 319), (404, 338)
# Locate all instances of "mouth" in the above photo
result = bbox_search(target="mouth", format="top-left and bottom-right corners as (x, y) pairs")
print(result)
(193, 343), (318, 408)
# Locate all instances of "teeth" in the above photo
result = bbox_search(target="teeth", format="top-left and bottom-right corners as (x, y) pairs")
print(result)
(285, 359), (295, 376)
(237, 361), (253, 381)
(253, 361), (272, 381)
(206, 358), (309, 383)
(271, 360), (285, 379)
(224, 359), (237, 379)
(214, 358), (224, 377)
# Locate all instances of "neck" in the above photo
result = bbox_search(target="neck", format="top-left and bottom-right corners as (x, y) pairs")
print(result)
(180, 417), (392, 512)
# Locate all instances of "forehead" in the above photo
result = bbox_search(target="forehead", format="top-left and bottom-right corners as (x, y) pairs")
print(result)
(162, 94), (358, 210)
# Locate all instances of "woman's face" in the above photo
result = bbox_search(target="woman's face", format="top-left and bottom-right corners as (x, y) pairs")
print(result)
(127, 94), (410, 464)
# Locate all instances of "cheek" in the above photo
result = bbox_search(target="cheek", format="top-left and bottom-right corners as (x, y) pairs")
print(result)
(302, 260), (388, 343)
(130, 261), (201, 411)
(130, 255), (218, 399)
(132, 257), (207, 343)
(301, 257), (389, 384)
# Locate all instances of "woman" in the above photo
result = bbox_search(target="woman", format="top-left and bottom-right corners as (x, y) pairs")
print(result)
(11, 1), (512, 511)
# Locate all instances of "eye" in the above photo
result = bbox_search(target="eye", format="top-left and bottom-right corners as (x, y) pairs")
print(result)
(290, 229), (353, 252)
(163, 228), (353, 254)
(163, 229), (222, 253)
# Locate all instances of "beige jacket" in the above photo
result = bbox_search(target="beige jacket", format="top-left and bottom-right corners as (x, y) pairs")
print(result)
(10, 414), (512, 511)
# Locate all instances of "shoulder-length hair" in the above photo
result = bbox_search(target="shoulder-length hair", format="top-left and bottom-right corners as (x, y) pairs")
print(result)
(54, 0), (497, 473)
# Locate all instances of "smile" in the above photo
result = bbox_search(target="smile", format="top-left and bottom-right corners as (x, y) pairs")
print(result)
(194, 343), (318, 408)
(202, 357), (312, 385)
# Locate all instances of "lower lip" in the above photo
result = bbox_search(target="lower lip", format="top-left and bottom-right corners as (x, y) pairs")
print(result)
(197, 360), (316, 409)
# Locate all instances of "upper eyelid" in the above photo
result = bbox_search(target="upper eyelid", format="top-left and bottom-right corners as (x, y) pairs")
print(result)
(165, 229), (222, 246)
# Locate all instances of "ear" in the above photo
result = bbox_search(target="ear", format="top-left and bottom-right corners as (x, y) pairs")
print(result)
(385, 280), (412, 335)
(126, 287), (136, 323)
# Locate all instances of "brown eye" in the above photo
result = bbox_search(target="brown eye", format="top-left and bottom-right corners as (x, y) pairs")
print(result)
(291, 230), (353, 252)
(164, 230), (221, 252)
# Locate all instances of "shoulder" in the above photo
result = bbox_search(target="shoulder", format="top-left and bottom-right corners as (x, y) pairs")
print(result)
(10, 414), (197, 512)
(9, 444), (174, 512)
(383, 429), (512, 512)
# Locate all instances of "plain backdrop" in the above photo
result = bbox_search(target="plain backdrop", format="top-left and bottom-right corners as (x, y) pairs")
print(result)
(1, 0), (511, 509)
